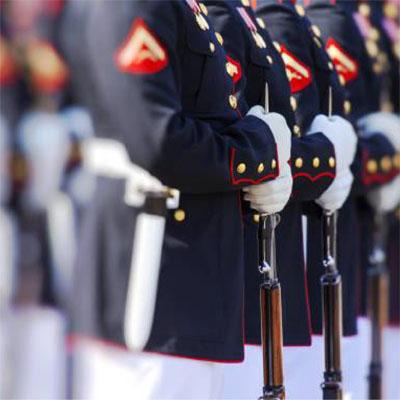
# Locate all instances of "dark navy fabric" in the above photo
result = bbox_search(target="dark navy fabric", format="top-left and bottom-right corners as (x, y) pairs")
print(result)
(69, 0), (288, 361)
(206, 0), (340, 347)
(256, 0), (362, 337)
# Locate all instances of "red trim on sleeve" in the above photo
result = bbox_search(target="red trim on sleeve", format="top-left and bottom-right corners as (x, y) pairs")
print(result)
(292, 171), (335, 181)
(229, 146), (280, 186)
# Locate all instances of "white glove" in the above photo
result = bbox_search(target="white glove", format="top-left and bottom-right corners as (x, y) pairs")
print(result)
(247, 106), (292, 168)
(357, 112), (400, 151)
(243, 163), (293, 214)
(316, 168), (354, 212)
(367, 175), (400, 213)
(307, 114), (358, 171)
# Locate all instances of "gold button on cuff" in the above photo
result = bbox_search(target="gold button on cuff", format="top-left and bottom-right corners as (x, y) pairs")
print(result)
(273, 41), (281, 53)
(295, 158), (303, 168)
(295, 4), (305, 17)
(381, 156), (392, 171)
(253, 32), (267, 49)
(344, 100), (352, 115)
(253, 214), (260, 223)
(174, 209), (186, 222)
(257, 163), (265, 173)
(215, 32), (223, 46)
(339, 74), (346, 86)
(359, 3), (371, 17)
(329, 157), (336, 168)
(313, 157), (320, 168)
(237, 163), (246, 174)
(229, 94), (237, 109)
(367, 159), (378, 173)
(257, 17), (266, 29)
(271, 159), (277, 169)
(209, 42), (215, 53)
(199, 2), (208, 15)
(267, 55), (273, 65)
(290, 96), (297, 111)
(226, 62), (235, 77)
(311, 25), (321, 38)
(293, 124), (301, 137)
(328, 61), (334, 70)
(241, 0), (250, 6)
(394, 153), (400, 169)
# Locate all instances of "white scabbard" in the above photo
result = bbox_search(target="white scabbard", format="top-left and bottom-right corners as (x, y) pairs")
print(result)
(124, 211), (166, 351)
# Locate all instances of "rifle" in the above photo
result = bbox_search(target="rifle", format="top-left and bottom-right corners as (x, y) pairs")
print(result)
(258, 82), (285, 400)
(367, 213), (389, 400)
(259, 213), (285, 400)
(320, 210), (343, 400)
(321, 87), (343, 400)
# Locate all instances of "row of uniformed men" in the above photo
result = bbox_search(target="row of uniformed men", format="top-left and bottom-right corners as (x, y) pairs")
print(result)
(62, 0), (400, 398)
(1, 0), (399, 398)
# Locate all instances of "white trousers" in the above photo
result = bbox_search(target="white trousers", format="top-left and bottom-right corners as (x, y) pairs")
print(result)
(72, 339), (224, 399)
(0, 306), (66, 399)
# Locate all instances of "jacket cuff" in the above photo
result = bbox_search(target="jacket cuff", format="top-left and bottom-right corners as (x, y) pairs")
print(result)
(351, 134), (400, 196)
(229, 115), (279, 186)
(290, 132), (336, 201)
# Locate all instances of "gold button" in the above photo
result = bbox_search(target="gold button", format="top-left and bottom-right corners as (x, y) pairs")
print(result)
(369, 27), (380, 41)
(359, 3), (371, 17)
(384, 2), (398, 19)
(311, 25), (321, 38)
(293, 124), (301, 137)
(174, 209), (186, 222)
(229, 94), (237, 109)
(226, 62), (235, 77)
(257, 163), (265, 173)
(257, 17), (266, 29)
(271, 159), (277, 169)
(329, 157), (336, 168)
(295, 4), (305, 17)
(394, 153), (400, 169)
(339, 74), (346, 86)
(196, 13), (209, 31)
(290, 96), (297, 111)
(237, 163), (246, 174)
(241, 0), (250, 6)
(295, 158), (303, 168)
(253, 213), (260, 223)
(199, 2), (208, 15)
(215, 32), (223, 46)
(267, 55), (273, 65)
(328, 61), (334, 70)
(381, 156), (392, 171)
(366, 39), (378, 58)
(367, 159), (378, 173)
(209, 42), (215, 53)
(253, 32), (267, 49)
(273, 41), (281, 52)
(344, 100), (352, 115)
(313, 157), (320, 168)
(313, 36), (322, 48)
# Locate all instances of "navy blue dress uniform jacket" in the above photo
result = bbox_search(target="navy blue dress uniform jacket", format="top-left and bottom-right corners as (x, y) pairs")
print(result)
(205, 0), (337, 347)
(70, 0), (291, 362)
(255, 0), (362, 338)
(304, 0), (400, 330)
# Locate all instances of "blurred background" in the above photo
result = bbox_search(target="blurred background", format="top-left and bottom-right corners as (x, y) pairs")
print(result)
(1, 0), (95, 397)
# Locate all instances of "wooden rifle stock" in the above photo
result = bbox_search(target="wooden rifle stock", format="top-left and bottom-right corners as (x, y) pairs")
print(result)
(367, 214), (389, 400)
(321, 211), (343, 400)
(258, 214), (285, 400)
